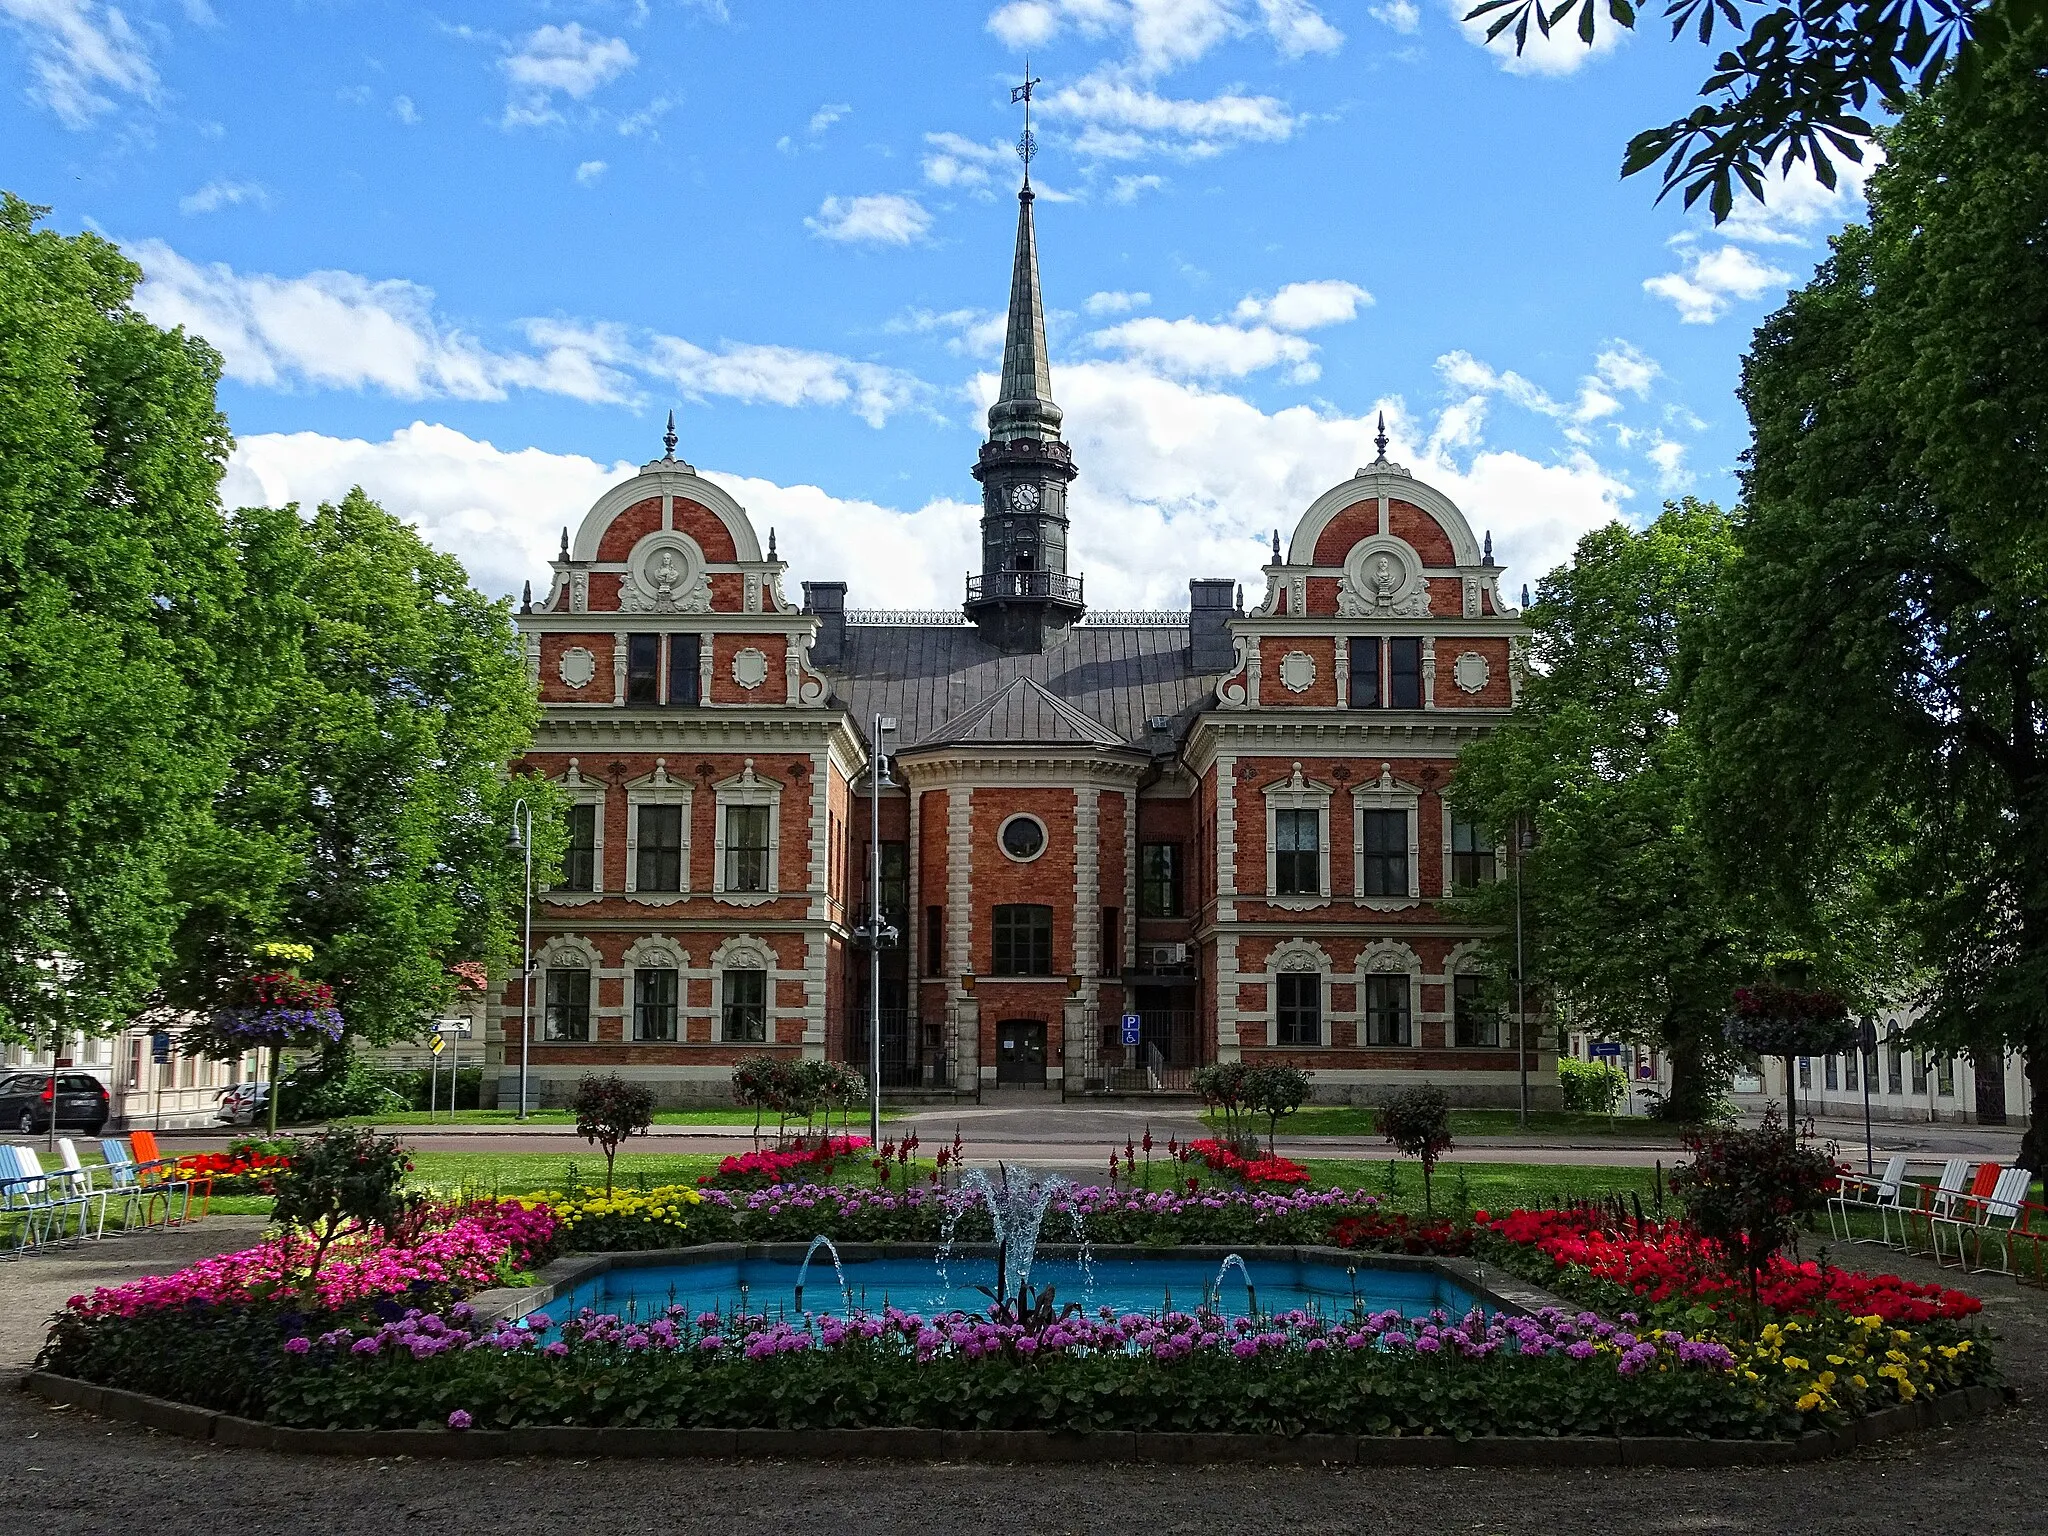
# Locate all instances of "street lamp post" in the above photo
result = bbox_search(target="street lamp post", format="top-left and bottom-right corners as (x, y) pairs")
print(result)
(508, 799), (534, 1121)
(856, 716), (899, 1146)
(1513, 814), (1533, 1129)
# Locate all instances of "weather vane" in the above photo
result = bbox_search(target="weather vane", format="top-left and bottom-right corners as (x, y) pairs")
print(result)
(1011, 64), (1041, 180)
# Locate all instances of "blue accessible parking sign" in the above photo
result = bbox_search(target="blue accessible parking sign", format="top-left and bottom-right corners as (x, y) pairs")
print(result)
(1120, 1014), (1142, 1046)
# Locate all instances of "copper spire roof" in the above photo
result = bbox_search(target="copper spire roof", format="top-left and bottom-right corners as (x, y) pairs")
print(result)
(985, 183), (1063, 445)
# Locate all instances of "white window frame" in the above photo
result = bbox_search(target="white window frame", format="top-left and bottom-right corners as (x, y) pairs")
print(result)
(551, 759), (606, 904)
(1266, 937), (1331, 1048)
(713, 759), (781, 905)
(1443, 938), (1498, 1049)
(620, 935), (687, 1044)
(624, 758), (691, 903)
(1440, 803), (1504, 897)
(1351, 762), (1421, 910)
(710, 935), (777, 1044)
(1263, 762), (1331, 910)
(1356, 939), (1422, 1049)
(535, 934), (601, 1042)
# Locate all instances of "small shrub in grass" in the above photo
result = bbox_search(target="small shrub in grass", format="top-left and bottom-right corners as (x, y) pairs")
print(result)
(268, 1128), (417, 1281)
(573, 1074), (654, 1194)
(1558, 1056), (1625, 1114)
(1376, 1086), (1454, 1214)
(1670, 1106), (1838, 1317)
(1243, 1063), (1312, 1153)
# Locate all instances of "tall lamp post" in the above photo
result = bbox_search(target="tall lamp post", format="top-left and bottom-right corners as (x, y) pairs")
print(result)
(853, 715), (899, 1146)
(1513, 813), (1534, 1129)
(508, 798), (534, 1121)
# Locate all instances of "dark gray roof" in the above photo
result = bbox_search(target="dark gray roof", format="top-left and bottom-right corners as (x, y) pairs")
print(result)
(826, 624), (1220, 754)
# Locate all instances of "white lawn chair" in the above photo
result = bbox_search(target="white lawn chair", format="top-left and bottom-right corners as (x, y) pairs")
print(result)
(1933, 1166), (2033, 1273)
(13, 1146), (108, 1242)
(0, 1147), (40, 1254)
(1902, 1157), (1971, 1254)
(0, 1146), (90, 1248)
(56, 1138), (129, 1236)
(1828, 1154), (1907, 1244)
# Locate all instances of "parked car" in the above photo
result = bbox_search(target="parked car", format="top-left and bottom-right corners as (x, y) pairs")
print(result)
(215, 1081), (271, 1126)
(0, 1072), (110, 1136)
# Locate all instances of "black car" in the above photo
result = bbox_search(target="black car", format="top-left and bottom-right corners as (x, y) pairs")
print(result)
(0, 1072), (110, 1136)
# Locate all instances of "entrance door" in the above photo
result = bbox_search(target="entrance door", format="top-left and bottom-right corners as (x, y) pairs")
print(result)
(996, 1020), (1047, 1085)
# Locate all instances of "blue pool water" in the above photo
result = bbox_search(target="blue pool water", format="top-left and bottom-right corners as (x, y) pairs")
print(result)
(527, 1255), (1485, 1327)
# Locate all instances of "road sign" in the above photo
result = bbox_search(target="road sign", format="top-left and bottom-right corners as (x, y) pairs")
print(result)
(150, 1031), (171, 1064)
(1120, 1014), (1142, 1046)
(1589, 1040), (1622, 1059)
(430, 1036), (446, 1057)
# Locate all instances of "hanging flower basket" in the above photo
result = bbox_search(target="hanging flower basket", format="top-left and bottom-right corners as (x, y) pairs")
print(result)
(1723, 984), (1857, 1058)
(188, 971), (345, 1057)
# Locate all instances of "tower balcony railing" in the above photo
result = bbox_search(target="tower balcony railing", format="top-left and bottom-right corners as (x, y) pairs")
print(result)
(966, 571), (1085, 605)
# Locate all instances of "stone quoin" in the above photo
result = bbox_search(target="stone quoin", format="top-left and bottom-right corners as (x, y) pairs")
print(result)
(500, 173), (1544, 1109)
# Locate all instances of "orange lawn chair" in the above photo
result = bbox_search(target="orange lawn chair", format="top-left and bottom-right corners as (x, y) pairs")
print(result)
(128, 1130), (208, 1222)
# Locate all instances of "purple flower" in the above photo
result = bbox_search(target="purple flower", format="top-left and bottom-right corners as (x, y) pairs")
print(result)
(283, 1336), (312, 1355)
(447, 1410), (473, 1431)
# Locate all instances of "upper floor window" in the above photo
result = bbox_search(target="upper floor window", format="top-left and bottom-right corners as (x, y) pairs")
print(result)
(1387, 637), (1422, 709)
(1453, 974), (1498, 1048)
(721, 968), (767, 1043)
(1275, 972), (1320, 1046)
(635, 804), (684, 892)
(626, 634), (660, 705)
(633, 967), (678, 1042)
(1362, 975), (1412, 1047)
(1450, 813), (1496, 888)
(560, 803), (597, 892)
(544, 968), (591, 1041)
(1273, 808), (1321, 896)
(667, 633), (701, 706)
(725, 805), (772, 893)
(1349, 638), (1380, 708)
(991, 904), (1053, 976)
(869, 839), (908, 917)
(1360, 809), (1408, 897)
(1140, 843), (1182, 917)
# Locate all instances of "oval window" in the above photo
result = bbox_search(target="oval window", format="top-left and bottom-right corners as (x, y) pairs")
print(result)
(999, 814), (1047, 862)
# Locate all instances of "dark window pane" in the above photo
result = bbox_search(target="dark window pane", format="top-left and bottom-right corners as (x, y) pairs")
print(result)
(1388, 637), (1422, 709)
(626, 634), (660, 704)
(1276, 971), (1320, 1045)
(992, 904), (1053, 976)
(725, 803), (772, 891)
(925, 906), (943, 975)
(544, 969), (591, 1041)
(1101, 908), (1121, 977)
(561, 803), (597, 892)
(636, 804), (684, 891)
(1361, 808), (1408, 897)
(1140, 843), (1181, 917)
(1274, 808), (1321, 896)
(878, 840), (908, 918)
(1363, 975), (1411, 1047)
(1350, 637), (1380, 709)
(1452, 974), (1497, 1047)
(633, 968), (677, 1041)
(1450, 813), (1496, 888)
(667, 634), (701, 705)
(722, 968), (767, 1042)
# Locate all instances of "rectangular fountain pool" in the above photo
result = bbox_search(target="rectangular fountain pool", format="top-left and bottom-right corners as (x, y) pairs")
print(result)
(524, 1252), (1487, 1329)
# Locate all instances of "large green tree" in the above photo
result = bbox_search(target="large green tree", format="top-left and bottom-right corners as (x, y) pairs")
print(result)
(165, 489), (562, 1047)
(0, 195), (242, 1049)
(1453, 501), (1777, 1120)
(1692, 24), (2048, 1166)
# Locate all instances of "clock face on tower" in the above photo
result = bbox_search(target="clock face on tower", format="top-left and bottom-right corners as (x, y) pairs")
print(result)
(1008, 483), (1041, 512)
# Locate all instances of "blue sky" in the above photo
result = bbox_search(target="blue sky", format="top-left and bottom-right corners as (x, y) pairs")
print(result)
(3, 0), (1872, 608)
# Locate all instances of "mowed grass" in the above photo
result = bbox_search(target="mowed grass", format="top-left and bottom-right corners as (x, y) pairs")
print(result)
(1297, 1158), (1668, 1216)
(1210, 1107), (1690, 1140)
(329, 1107), (905, 1129)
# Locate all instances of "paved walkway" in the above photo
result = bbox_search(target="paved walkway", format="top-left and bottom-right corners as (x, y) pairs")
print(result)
(0, 1216), (2042, 1533)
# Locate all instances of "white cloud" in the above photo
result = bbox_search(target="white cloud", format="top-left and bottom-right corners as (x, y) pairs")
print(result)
(2, 0), (157, 126)
(574, 159), (608, 185)
(1643, 245), (1793, 323)
(178, 179), (269, 216)
(1713, 149), (1880, 245)
(1451, 0), (1623, 76)
(391, 94), (419, 125)
(1086, 289), (1151, 315)
(921, 131), (1015, 190)
(1233, 278), (1372, 331)
(1369, 0), (1420, 32)
(1045, 72), (1300, 159)
(807, 101), (851, 135)
(616, 96), (676, 138)
(501, 23), (636, 128)
(891, 307), (1008, 358)
(644, 336), (924, 428)
(1090, 315), (1321, 382)
(1645, 437), (1690, 491)
(805, 192), (933, 246)
(1592, 340), (1659, 397)
(1110, 173), (1164, 203)
(987, 0), (1339, 75)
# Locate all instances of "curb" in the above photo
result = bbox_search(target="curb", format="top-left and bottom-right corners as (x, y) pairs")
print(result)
(20, 1372), (2007, 1466)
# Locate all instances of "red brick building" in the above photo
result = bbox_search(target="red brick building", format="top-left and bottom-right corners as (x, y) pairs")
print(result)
(498, 178), (1550, 1108)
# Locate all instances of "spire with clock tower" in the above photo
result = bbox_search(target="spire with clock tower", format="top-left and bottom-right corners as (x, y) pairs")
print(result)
(964, 68), (1084, 653)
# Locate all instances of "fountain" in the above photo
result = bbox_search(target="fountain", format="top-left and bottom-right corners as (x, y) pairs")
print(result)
(948, 1164), (1084, 1324)
(1211, 1254), (1257, 1317)
(792, 1235), (853, 1316)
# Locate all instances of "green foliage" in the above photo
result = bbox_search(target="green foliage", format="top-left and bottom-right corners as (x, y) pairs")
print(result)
(276, 1052), (408, 1123)
(730, 1055), (864, 1144)
(1191, 1061), (1253, 1147)
(1376, 1086), (1454, 1214)
(1242, 1063), (1312, 1153)
(1671, 1108), (1837, 1311)
(268, 1127), (417, 1278)
(1557, 1056), (1626, 1114)
(0, 195), (243, 1048)
(573, 1074), (654, 1194)
(1692, 24), (2048, 1167)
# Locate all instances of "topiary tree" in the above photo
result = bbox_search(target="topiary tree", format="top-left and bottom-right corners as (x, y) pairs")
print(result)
(731, 1056), (783, 1149)
(1724, 983), (1856, 1133)
(573, 1073), (654, 1194)
(1192, 1061), (1251, 1148)
(1244, 1063), (1312, 1154)
(267, 1126), (415, 1283)
(1377, 1086), (1454, 1215)
(1672, 1106), (1838, 1320)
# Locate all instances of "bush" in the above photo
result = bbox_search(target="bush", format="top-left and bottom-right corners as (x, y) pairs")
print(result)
(268, 1128), (417, 1280)
(574, 1074), (654, 1194)
(1377, 1086), (1454, 1214)
(1558, 1056), (1625, 1114)
(275, 1052), (408, 1123)
(1191, 1062), (1251, 1144)
(386, 1066), (486, 1112)
(1243, 1063), (1312, 1153)
(1671, 1106), (1837, 1315)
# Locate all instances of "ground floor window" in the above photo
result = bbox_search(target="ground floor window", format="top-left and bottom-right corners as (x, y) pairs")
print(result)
(633, 968), (678, 1041)
(544, 968), (591, 1041)
(1362, 975), (1411, 1047)
(1452, 974), (1497, 1047)
(1274, 972), (1320, 1046)
(722, 968), (768, 1043)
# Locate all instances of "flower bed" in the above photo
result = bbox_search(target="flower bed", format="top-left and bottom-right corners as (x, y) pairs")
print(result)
(1185, 1138), (1312, 1187)
(700, 1136), (869, 1190)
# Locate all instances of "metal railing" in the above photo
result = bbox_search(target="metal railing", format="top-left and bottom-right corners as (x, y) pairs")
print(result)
(830, 1009), (970, 1094)
(966, 571), (1085, 605)
(845, 610), (971, 626)
(1067, 1008), (1206, 1095)
(1080, 611), (1190, 627)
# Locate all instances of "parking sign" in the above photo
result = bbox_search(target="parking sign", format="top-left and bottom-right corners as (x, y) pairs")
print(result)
(1120, 1014), (1142, 1046)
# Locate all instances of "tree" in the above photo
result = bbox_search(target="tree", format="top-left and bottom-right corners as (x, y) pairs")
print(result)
(0, 195), (243, 1056)
(1451, 502), (1770, 1121)
(1691, 23), (2048, 1168)
(161, 489), (563, 1052)
(575, 1073), (654, 1195)
(1244, 1063), (1312, 1155)
(1469, 0), (2046, 220)
(267, 1126), (416, 1283)
(1377, 1086), (1454, 1215)
(1671, 1108), (1835, 1319)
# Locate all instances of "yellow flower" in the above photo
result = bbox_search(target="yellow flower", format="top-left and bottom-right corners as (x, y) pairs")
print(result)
(1795, 1392), (1824, 1412)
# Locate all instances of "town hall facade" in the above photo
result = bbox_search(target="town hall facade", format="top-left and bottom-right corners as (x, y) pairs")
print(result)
(495, 175), (1549, 1109)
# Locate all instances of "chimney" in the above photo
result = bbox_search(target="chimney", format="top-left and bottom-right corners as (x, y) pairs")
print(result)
(803, 581), (848, 667)
(1188, 578), (1238, 672)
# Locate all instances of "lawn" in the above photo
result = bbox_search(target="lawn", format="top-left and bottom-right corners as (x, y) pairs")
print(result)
(1210, 1106), (1691, 1140)
(1296, 1157), (1668, 1215)
(327, 1107), (901, 1129)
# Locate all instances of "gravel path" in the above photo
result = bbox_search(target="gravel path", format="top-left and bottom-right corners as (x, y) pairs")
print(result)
(0, 1222), (2041, 1535)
